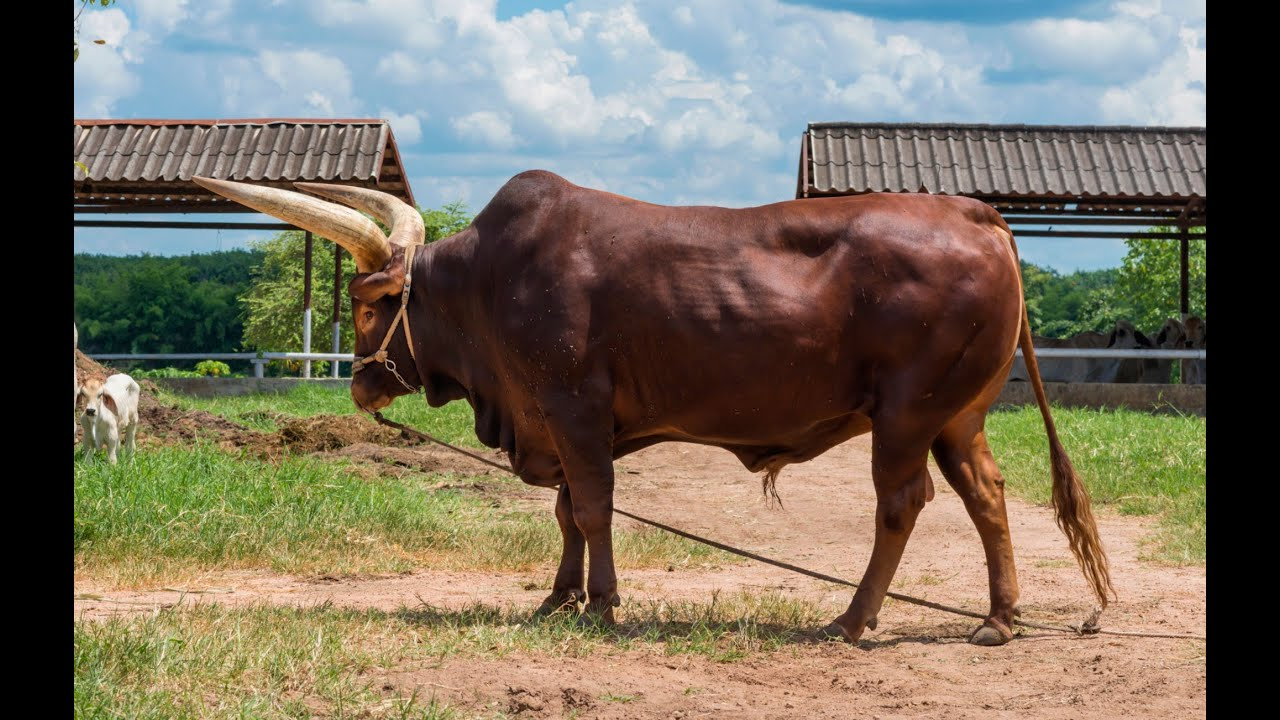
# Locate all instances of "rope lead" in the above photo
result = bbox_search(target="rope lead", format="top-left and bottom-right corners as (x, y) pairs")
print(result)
(368, 412), (1206, 642)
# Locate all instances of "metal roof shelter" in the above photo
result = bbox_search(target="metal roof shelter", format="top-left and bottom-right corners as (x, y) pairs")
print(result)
(73, 118), (419, 377)
(797, 123), (1205, 318)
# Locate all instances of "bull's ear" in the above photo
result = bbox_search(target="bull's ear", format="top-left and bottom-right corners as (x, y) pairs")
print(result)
(1135, 330), (1152, 347)
(1156, 328), (1167, 345)
(1106, 330), (1117, 347)
(102, 393), (118, 417)
(348, 245), (407, 303)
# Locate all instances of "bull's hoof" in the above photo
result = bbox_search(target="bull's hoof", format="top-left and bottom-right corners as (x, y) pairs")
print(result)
(969, 623), (1013, 646)
(534, 589), (583, 617)
(818, 621), (855, 643)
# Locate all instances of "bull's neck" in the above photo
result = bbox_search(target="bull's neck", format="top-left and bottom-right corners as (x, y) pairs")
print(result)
(407, 227), (491, 406)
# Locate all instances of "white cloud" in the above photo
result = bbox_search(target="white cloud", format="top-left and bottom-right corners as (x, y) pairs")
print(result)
(380, 110), (427, 144)
(73, 7), (142, 117)
(1114, 0), (1162, 20)
(1012, 16), (1163, 80)
(220, 50), (359, 117)
(133, 0), (190, 34)
(451, 111), (519, 149)
(1100, 25), (1205, 125)
(376, 51), (419, 84)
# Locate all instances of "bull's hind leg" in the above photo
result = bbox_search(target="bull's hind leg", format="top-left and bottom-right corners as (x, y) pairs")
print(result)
(931, 410), (1021, 646)
(535, 483), (587, 615)
(825, 430), (934, 643)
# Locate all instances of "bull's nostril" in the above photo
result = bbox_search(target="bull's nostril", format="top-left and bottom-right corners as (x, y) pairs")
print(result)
(86, 408), (96, 415)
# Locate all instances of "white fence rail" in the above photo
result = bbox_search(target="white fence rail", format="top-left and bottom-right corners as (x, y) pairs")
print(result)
(91, 352), (357, 378)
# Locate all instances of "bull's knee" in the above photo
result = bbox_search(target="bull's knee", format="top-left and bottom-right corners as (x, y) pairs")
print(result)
(878, 485), (927, 532)
(571, 502), (611, 535)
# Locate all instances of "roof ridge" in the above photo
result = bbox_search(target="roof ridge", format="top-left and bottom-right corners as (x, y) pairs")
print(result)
(807, 122), (1206, 134)
(75, 118), (387, 127)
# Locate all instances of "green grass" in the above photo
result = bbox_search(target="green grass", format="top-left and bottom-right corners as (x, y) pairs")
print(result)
(75, 604), (461, 720)
(75, 590), (830, 717)
(75, 444), (728, 588)
(985, 406), (1205, 564)
(74, 595), (824, 716)
(160, 383), (480, 447)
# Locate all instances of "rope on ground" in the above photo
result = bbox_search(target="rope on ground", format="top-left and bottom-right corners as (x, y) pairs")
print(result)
(371, 412), (1206, 642)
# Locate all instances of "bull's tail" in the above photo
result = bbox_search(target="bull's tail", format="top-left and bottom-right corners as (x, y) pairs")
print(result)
(1010, 233), (1114, 609)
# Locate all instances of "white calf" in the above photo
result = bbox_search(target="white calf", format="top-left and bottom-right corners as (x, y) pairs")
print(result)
(77, 373), (140, 464)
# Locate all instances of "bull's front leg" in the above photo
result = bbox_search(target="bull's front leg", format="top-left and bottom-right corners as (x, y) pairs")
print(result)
(542, 388), (619, 624)
(570, 469), (618, 623)
(535, 483), (587, 615)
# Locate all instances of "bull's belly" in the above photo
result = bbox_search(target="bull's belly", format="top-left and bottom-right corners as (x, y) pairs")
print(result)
(613, 407), (874, 472)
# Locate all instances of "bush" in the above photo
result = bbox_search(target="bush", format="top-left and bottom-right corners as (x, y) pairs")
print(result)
(133, 367), (202, 379)
(195, 360), (232, 377)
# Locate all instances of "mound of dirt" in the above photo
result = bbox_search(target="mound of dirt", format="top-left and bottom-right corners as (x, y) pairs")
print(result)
(141, 402), (268, 448)
(317, 442), (501, 477)
(277, 415), (405, 453)
(75, 350), (114, 386)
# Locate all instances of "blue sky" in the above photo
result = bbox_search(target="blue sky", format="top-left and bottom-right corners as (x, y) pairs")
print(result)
(74, 0), (1205, 272)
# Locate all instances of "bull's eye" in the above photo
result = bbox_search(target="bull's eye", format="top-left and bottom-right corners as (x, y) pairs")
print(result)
(363, 311), (374, 322)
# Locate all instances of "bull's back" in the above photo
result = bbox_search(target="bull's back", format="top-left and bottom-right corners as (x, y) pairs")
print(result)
(570, 192), (1019, 441)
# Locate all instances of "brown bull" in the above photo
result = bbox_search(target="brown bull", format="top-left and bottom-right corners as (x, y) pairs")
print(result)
(194, 170), (1111, 646)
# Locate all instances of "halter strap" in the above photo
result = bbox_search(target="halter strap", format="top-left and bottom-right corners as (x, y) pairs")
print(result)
(350, 244), (420, 393)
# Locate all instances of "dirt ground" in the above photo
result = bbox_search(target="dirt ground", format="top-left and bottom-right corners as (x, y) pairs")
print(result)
(74, 356), (1206, 718)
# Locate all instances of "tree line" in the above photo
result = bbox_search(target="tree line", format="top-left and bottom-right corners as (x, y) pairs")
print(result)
(1023, 228), (1206, 338)
(73, 214), (1204, 371)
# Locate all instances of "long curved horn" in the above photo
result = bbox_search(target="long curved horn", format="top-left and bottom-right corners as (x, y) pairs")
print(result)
(294, 183), (425, 248)
(191, 176), (391, 273)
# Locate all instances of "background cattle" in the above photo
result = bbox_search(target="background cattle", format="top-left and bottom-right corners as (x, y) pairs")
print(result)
(1140, 318), (1186, 384)
(1007, 318), (1203, 385)
(1183, 316), (1206, 384)
(1086, 320), (1153, 383)
(1007, 330), (1108, 383)
(77, 373), (141, 464)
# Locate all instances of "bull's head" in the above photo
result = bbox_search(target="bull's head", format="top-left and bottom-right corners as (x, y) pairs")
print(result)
(192, 177), (426, 413)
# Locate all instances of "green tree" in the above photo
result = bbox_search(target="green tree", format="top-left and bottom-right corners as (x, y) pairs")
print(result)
(1115, 226), (1207, 330)
(1020, 261), (1133, 337)
(240, 202), (472, 374)
(74, 250), (262, 368)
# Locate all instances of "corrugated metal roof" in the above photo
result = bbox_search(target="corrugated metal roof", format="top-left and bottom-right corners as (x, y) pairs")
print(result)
(74, 119), (415, 209)
(803, 123), (1205, 200)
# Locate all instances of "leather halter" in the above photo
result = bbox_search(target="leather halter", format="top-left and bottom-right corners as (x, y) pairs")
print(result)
(350, 243), (420, 394)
